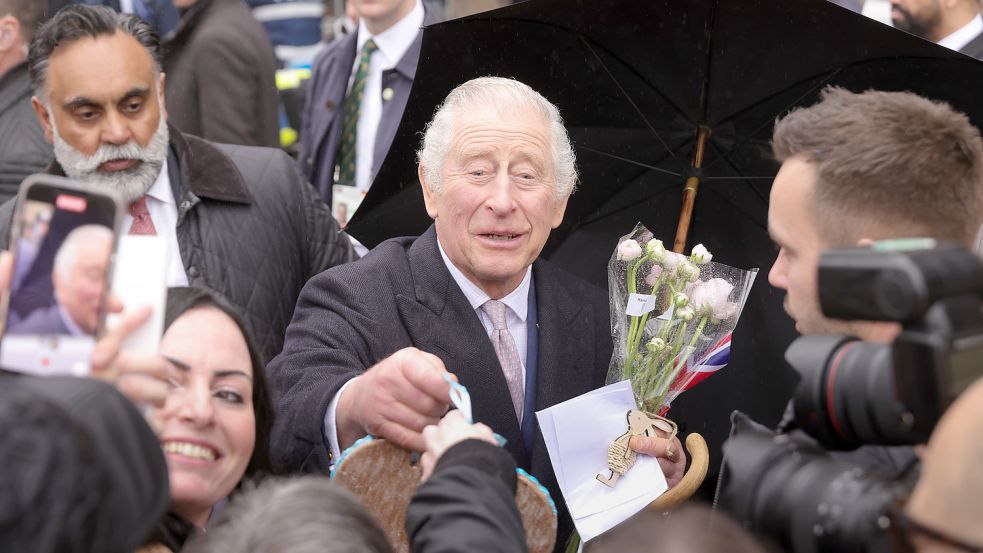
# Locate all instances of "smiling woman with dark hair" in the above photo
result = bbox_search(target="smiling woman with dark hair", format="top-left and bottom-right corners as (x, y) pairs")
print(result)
(142, 286), (274, 552)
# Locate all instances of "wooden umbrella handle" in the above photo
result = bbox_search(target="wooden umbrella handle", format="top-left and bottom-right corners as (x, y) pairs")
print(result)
(646, 432), (710, 511)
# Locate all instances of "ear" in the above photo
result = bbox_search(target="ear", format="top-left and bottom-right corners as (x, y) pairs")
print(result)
(0, 15), (19, 52)
(419, 164), (439, 220)
(550, 192), (570, 229)
(31, 96), (54, 144)
(157, 72), (168, 121)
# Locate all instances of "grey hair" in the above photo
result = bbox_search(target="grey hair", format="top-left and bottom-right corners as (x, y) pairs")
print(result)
(28, 4), (160, 99)
(182, 476), (393, 553)
(53, 224), (113, 281)
(416, 76), (578, 200)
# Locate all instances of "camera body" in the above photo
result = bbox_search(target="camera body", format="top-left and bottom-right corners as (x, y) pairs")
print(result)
(791, 241), (983, 449)
(720, 240), (983, 553)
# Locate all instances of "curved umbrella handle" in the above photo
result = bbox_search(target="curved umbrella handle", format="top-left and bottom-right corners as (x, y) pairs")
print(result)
(646, 432), (710, 511)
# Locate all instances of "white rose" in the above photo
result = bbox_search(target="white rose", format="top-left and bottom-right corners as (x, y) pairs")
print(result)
(645, 239), (667, 262)
(688, 278), (736, 320)
(676, 305), (696, 322)
(646, 337), (668, 353)
(661, 252), (684, 274)
(691, 243), (713, 265)
(644, 265), (663, 287)
(678, 260), (700, 282)
(617, 239), (643, 261)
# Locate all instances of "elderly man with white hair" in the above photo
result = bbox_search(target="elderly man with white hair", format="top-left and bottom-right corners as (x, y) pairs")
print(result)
(268, 77), (685, 546)
(9, 223), (112, 336)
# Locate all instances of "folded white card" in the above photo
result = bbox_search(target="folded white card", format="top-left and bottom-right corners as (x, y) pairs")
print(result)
(537, 380), (668, 542)
(106, 235), (167, 354)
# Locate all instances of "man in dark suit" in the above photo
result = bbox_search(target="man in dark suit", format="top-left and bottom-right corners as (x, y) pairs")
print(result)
(889, 0), (983, 59)
(297, 0), (440, 207)
(269, 77), (686, 545)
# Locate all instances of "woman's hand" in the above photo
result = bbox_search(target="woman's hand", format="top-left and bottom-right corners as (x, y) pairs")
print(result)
(419, 410), (496, 481)
(91, 304), (171, 411)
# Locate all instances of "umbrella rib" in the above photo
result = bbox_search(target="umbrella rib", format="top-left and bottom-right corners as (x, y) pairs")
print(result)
(575, 143), (683, 177)
(576, 34), (682, 163)
(703, 67), (845, 175)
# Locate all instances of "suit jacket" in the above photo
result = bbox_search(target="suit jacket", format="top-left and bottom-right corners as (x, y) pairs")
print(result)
(268, 226), (612, 544)
(0, 62), (52, 203)
(7, 304), (73, 336)
(297, 3), (441, 203)
(162, 0), (279, 147)
(960, 29), (983, 61)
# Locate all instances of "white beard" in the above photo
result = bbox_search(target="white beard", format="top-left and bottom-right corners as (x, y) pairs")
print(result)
(51, 114), (170, 205)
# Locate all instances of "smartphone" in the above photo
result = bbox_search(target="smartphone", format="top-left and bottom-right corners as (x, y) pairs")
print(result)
(0, 175), (122, 376)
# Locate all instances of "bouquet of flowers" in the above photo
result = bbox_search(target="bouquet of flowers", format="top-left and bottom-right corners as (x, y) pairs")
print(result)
(606, 223), (758, 414)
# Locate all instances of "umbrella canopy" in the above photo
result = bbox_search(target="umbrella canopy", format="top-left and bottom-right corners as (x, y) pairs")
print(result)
(346, 0), (983, 489)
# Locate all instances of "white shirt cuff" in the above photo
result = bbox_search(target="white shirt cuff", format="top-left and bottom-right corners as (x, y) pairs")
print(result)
(323, 376), (359, 467)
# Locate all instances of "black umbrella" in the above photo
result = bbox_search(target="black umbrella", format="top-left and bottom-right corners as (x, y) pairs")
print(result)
(347, 0), (983, 491)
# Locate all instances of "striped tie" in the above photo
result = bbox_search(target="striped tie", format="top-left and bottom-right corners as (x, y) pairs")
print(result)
(337, 39), (378, 187)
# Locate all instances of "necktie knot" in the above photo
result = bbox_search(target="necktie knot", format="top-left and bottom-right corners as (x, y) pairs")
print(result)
(128, 196), (149, 216)
(360, 38), (378, 59)
(127, 196), (157, 236)
(482, 300), (509, 330)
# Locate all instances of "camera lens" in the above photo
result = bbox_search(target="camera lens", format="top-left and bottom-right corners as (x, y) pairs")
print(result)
(722, 430), (908, 553)
(787, 337), (915, 449)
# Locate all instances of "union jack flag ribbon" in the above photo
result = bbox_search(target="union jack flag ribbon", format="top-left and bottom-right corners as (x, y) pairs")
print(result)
(674, 333), (733, 392)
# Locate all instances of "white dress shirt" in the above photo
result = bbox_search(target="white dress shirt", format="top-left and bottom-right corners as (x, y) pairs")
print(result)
(938, 14), (983, 52)
(350, 0), (424, 192)
(122, 159), (188, 287)
(323, 237), (534, 465)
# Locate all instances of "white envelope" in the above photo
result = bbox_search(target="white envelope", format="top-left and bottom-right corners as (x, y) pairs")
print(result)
(536, 380), (668, 542)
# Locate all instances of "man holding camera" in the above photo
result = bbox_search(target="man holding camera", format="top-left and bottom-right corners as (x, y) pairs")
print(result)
(769, 85), (983, 464)
(763, 86), (983, 470)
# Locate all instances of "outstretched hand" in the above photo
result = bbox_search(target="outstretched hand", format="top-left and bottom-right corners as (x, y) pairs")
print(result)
(419, 410), (496, 481)
(337, 347), (452, 452)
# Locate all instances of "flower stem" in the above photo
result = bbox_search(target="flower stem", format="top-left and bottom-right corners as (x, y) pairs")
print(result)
(650, 315), (708, 409)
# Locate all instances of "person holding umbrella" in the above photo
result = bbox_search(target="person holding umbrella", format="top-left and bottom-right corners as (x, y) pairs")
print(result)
(268, 76), (687, 547)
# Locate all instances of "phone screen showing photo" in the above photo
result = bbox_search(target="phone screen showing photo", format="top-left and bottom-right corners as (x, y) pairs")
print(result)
(0, 178), (119, 376)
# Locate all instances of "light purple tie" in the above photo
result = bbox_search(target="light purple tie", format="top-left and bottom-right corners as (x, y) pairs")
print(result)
(482, 299), (524, 423)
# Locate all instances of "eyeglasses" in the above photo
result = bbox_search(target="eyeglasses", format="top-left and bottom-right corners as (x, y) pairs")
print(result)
(887, 503), (983, 553)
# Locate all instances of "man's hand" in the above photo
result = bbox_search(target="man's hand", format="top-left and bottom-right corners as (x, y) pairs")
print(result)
(419, 410), (496, 481)
(630, 434), (686, 488)
(91, 305), (170, 410)
(337, 347), (452, 452)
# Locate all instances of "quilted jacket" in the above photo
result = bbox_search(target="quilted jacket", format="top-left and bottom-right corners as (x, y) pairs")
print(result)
(0, 125), (355, 363)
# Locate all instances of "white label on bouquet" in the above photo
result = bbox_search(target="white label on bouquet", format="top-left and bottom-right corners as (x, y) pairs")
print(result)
(625, 293), (657, 316)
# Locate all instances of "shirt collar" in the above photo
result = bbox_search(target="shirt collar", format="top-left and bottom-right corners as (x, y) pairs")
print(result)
(356, 0), (424, 68)
(938, 13), (983, 51)
(436, 238), (531, 323)
(144, 159), (174, 206)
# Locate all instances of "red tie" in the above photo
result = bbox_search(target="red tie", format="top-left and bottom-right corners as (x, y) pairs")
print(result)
(128, 196), (157, 236)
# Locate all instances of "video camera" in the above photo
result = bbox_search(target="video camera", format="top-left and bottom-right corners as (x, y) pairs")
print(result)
(720, 239), (983, 553)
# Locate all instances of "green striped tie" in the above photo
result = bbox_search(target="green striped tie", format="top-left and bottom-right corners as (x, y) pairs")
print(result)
(337, 39), (378, 187)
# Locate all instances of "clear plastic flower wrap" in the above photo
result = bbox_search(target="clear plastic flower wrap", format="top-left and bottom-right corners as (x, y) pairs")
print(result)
(605, 223), (758, 413)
